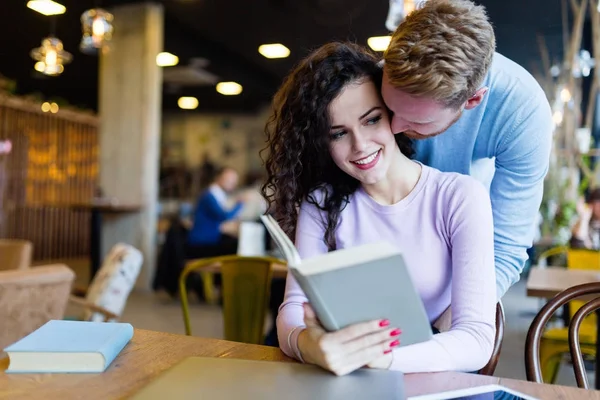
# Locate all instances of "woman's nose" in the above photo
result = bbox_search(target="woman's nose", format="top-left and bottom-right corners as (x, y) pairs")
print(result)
(351, 133), (369, 152)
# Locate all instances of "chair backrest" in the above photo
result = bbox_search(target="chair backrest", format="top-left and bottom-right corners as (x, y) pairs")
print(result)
(567, 249), (600, 271)
(0, 239), (32, 271)
(180, 255), (282, 344)
(83, 243), (143, 322)
(525, 282), (600, 389)
(478, 302), (505, 376)
(221, 257), (274, 344)
(536, 246), (568, 267)
(0, 264), (74, 350)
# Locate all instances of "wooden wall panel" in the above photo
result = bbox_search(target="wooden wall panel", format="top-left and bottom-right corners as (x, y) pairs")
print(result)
(0, 95), (99, 260)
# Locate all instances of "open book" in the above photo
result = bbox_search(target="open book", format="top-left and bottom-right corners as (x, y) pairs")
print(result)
(260, 215), (432, 347)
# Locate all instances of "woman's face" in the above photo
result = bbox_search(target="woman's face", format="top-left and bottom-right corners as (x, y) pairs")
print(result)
(327, 79), (398, 187)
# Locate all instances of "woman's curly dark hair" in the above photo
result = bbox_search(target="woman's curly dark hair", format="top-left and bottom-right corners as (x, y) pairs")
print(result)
(261, 41), (413, 250)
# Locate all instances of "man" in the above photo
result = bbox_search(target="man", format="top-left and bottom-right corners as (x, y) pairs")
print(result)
(382, 0), (553, 300)
(187, 167), (245, 257)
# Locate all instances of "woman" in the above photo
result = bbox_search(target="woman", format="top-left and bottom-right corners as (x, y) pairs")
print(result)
(262, 42), (496, 375)
(570, 189), (600, 250)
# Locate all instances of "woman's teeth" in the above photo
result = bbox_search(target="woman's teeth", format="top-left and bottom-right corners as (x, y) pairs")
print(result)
(353, 150), (379, 165)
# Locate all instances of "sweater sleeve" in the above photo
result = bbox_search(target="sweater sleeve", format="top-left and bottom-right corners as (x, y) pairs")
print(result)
(204, 193), (243, 222)
(276, 199), (329, 361)
(389, 177), (497, 373)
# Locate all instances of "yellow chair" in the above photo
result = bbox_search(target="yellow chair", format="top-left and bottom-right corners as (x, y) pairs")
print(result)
(536, 245), (568, 267)
(179, 255), (285, 344)
(538, 247), (600, 382)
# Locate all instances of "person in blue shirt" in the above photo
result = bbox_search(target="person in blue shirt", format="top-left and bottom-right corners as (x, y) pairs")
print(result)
(187, 167), (246, 258)
(381, 0), (553, 302)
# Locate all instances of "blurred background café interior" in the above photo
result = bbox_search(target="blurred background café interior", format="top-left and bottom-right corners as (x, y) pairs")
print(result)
(4, 0), (600, 390)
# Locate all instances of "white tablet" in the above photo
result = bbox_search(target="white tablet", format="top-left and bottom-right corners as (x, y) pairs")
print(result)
(407, 384), (539, 400)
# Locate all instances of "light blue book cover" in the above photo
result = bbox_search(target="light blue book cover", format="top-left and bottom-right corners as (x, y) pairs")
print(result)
(4, 320), (134, 373)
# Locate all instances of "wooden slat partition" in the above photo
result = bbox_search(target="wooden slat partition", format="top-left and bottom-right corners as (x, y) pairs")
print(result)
(0, 94), (99, 260)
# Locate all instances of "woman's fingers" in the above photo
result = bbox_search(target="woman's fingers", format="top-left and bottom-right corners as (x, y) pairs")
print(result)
(328, 342), (395, 376)
(317, 324), (401, 376)
(341, 327), (401, 354)
(327, 318), (392, 344)
(300, 303), (400, 376)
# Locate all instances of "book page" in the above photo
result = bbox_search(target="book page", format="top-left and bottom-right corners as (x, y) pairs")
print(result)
(260, 215), (302, 266)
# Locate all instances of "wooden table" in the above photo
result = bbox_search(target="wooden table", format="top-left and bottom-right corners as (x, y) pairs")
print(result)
(1, 329), (597, 399)
(527, 267), (600, 299)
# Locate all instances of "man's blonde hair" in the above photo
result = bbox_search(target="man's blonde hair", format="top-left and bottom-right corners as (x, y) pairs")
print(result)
(384, 0), (495, 109)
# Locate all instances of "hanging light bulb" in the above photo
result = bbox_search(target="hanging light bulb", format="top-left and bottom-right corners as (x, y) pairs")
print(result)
(80, 8), (114, 55)
(30, 36), (72, 76)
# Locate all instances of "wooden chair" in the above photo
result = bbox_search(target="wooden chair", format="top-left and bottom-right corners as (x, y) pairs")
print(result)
(179, 255), (283, 344)
(530, 247), (600, 383)
(0, 239), (32, 271)
(478, 302), (505, 376)
(525, 282), (600, 389)
(0, 264), (74, 350)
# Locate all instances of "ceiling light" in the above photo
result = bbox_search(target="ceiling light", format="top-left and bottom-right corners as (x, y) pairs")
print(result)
(27, 0), (66, 16)
(258, 43), (290, 59)
(367, 36), (392, 52)
(156, 52), (179, 67)
(80, 8), (114, 55)
(216, 81), (243, 95)
(178, 97), (198, 110)
(30, 36), (72, 76)
(34, 61), (45, 73)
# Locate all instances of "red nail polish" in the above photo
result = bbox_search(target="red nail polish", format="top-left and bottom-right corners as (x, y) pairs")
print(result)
(379, 319), (390, 327)
(390, 329), (402, 336)
(390, 340), (400, 347)
(384, 349), (392, 354)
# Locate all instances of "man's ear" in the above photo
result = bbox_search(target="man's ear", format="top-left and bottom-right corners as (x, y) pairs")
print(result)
(464, 87), (489, 110)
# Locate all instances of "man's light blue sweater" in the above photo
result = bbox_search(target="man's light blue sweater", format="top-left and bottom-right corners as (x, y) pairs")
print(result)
(412, 52), (553, 298)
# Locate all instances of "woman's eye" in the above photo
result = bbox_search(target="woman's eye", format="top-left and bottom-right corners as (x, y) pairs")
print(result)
(366, 115), (382, 125)
(330, 131), (346, 140)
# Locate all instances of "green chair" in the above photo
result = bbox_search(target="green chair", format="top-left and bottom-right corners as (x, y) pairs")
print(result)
(179, 255), (285, 344)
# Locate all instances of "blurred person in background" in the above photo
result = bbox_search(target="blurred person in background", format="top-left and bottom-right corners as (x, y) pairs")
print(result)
(570, 189), (600, 250)
(187, 166), (249, 258)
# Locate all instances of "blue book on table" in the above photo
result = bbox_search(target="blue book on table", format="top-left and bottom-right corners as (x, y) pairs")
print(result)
(3, 319), (134, 373)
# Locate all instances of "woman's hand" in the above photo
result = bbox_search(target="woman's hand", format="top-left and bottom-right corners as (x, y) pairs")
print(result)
(366, 352), (394, 370)
(297, 303), (401, 376)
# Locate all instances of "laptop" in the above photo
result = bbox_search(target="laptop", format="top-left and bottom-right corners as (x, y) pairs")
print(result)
(130, 357), (406, 400)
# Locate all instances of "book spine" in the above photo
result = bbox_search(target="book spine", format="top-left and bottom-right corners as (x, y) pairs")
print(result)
(98, 324), (134, 370)
(291, 269), (339, 332)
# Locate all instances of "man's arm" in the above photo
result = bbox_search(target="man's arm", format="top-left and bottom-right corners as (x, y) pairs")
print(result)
(491, 99), (553, 298)
(204, 193), (243, 222)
